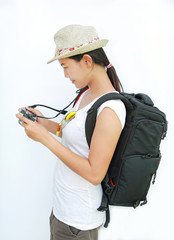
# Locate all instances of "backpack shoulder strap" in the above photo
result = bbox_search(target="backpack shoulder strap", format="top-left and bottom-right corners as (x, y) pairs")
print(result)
(85, 92), (132, 147)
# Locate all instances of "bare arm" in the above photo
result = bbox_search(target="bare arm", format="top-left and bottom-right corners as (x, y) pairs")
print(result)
(42, 119), (59, 135)
(16, 107), (122, 185)
(44, 107), (121, 184)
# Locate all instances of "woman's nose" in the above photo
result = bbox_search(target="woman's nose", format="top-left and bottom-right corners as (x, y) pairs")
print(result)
(64, 69), (69, 78)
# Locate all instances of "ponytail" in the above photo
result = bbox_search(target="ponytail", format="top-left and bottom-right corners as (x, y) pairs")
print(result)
(106, 65), (123, 93)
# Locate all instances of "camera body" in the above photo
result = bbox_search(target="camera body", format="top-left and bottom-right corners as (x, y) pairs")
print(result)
(18, 108), (36, 124)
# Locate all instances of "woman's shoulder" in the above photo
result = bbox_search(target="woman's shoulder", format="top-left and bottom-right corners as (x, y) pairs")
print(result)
(97, 93), (126, 129)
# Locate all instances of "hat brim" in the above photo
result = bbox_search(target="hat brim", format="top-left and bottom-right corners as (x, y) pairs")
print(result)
(47, 39), (108, 64)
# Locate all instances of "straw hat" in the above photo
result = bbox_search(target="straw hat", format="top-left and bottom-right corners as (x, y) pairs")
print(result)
(47, 24), (108, 64)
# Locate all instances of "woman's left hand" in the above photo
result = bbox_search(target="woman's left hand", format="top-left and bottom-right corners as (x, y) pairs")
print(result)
(16, 112), (49, 143)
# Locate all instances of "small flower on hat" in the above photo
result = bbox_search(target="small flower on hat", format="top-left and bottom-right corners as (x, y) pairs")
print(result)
(69, 48), (75, 51)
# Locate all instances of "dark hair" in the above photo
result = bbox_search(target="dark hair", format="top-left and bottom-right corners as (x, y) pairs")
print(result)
(69, 48), (123, 93)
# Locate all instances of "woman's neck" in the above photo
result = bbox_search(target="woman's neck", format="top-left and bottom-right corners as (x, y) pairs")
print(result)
(87, 65), (116, 98)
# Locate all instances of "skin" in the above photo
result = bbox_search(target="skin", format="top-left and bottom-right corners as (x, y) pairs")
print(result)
(16, 55), (122, 185)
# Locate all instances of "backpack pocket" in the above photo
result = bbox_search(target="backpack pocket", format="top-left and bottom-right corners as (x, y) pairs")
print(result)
(109, 154), (161, 206)
(125, 119), (166, 157)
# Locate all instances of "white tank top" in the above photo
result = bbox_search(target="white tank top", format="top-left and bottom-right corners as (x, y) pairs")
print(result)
(52, 90), (126, 230)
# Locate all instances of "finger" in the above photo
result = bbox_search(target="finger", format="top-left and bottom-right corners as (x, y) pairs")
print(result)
(18, 107), (23, 112)
(18, 120), (27, 128)
(26, 107), (40, 116)
(26, 107), (35, 112)
(16, 113), (32, 124)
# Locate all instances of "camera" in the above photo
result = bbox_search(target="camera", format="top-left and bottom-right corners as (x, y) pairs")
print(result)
(18, 108), (36, 125)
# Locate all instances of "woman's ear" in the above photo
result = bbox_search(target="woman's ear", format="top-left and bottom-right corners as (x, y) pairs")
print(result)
(82, 54), (93, 68)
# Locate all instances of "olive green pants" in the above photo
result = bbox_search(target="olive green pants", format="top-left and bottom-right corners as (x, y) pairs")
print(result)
(50, 212), (100, 240)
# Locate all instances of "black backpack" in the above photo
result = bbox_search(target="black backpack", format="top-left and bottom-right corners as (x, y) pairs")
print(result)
(30, 88), (167, 228)
(74, 88), (167, 228)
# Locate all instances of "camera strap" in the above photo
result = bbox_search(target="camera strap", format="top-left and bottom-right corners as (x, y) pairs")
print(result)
(28, 86), (89, 120)
(28, 99), (75, 120)
(28, 88), (87, 120)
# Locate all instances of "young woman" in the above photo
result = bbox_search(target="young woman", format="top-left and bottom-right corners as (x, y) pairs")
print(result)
(16, 24), (126, 240)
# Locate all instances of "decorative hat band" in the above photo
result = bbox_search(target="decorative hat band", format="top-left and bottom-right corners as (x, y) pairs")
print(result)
(54, 37), (100, 58)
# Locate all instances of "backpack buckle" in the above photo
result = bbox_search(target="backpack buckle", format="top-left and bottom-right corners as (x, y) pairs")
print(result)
(133, 201), (140, 208)
(104, 182), (114, 195)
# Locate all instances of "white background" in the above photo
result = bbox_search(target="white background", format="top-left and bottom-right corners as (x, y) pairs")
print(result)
(0, 0), (174, 239)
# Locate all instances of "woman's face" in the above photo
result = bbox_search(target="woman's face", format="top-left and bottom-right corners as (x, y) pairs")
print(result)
(59, 57), (93, 89)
